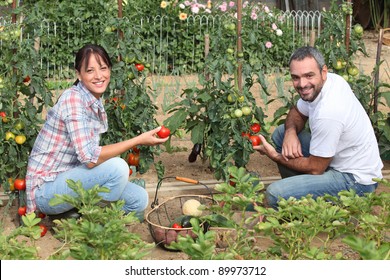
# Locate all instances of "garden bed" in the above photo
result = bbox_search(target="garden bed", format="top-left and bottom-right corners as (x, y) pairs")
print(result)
(1, 30), (389, 260)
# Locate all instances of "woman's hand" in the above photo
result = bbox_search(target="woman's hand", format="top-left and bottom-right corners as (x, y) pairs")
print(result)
(137, 126), (169, 146)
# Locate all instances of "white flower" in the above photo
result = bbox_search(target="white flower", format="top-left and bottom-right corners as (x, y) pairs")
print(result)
(276, 29), (283, 36)
(179, 3), (185, 9)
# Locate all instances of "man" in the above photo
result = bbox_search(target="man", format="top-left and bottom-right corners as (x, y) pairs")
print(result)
(254, 46), (383, 208)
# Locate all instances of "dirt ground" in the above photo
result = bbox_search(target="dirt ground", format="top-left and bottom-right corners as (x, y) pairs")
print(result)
(1, 31), (389, 260)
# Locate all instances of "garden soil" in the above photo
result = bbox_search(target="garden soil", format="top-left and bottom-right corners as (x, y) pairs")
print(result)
(1, 31), (390, 260)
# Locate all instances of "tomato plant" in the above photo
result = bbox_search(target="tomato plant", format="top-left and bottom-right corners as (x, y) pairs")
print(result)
(157, 125), (170, 138)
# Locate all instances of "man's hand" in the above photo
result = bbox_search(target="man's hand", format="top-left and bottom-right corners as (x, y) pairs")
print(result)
(281, 129), (303, 161)
(253, 134), (278, 161)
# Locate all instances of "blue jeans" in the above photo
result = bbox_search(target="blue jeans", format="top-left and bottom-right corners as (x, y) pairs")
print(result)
(266, 125), (378, 208)
(34, 157), (148, 217)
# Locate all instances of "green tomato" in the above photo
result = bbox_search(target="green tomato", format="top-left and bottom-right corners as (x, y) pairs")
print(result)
(241, 106), (251, 115)
(332, 60), (343, 70)
(226, 48), (234, 54)
(347, 66), (359, 77)
(227, 94), (235, 103)
(353, 24), (363, 35)
(234, 109), (243, 118)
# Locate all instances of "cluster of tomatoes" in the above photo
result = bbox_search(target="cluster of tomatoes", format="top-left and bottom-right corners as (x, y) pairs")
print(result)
(13, 178), (48, 237)
(242, 123), (262, 147)
(1, 111), (27, 145)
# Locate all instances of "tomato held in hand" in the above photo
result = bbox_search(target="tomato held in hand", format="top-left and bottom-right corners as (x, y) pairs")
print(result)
(18, 206), (26, 216)
(39, 224), (48, 237)
(250, 123), (261, 134)
(157, 125), (170, 138)
(249, 135), (261, 146)
(14, 178), (26, 191)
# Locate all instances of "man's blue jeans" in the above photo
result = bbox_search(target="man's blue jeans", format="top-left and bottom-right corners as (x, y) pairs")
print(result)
(34, 157), (148, 217)
(266, 125), (378, 208)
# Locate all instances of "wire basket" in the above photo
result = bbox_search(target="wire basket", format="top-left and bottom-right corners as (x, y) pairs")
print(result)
(145, 176), (216, 251)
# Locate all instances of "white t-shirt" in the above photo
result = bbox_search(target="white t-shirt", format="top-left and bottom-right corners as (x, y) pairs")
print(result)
(297, 73), (383, 184)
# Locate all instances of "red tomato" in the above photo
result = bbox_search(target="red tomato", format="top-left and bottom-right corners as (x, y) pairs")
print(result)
(250, 123), (261, 134)
(157, 125), (170, 138)
(129, 168), (133, 176)
(14, 178), (26, 191)
(23, 75), (31, 83)
(18, 206), (27, 216)
(0, 111), (6, 118)
(172, 223), (183, 229)
(241, 132), (250, 138)
(127, 153), (140, 166)
(249, 135), (261, 146)
(38, 212), (46, 219)
(39, 224), (48, 237)
(132, 146), (140, 154)
(135, 63), (144, 71)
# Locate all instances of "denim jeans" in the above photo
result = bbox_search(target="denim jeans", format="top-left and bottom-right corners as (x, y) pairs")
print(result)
(266, 125), (378, 208)
(34, 157), (148, 217)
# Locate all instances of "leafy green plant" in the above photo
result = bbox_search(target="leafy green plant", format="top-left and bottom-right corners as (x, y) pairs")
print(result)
(0, 212), (46, 260)
(49, 179), (154, 260)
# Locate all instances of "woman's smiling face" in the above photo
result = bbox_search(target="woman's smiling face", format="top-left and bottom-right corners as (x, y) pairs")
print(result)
(76, 53), (111, 99)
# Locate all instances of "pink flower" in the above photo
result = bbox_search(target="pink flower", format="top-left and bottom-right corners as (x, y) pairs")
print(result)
(251, 12), (258, 20)
(264, 6), (270, 13)
(272, 23), (277, 30)
(219, 4), (227, 12)
(243, 1), (249, 8)
(184, 1), (191, 6)
(265, 41), (272, 49)
(191, 5), (200, 14)
(229, 1), (235, 7)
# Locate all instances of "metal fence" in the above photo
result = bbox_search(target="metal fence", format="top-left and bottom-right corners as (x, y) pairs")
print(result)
(1, 10), (323, 100)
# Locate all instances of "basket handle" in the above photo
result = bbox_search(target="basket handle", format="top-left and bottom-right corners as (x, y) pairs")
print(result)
(150, 176), (213, 208)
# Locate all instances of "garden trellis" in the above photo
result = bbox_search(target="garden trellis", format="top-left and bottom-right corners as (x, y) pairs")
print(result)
(1, 10), (323, 95)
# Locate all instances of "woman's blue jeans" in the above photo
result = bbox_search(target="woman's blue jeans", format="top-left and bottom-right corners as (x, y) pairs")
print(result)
(34, 157), (148, 217)
(266, 125), (378, 209)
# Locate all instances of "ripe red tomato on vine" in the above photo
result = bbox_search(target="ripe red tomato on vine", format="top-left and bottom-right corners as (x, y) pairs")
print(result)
(127, 153), (140, 166)
(18, 206), (27, 216)
(39, 224), (48, 237)
(135, 63), (144, 72)
(14, 178), (26, 191)
(250, 123), (261, 134)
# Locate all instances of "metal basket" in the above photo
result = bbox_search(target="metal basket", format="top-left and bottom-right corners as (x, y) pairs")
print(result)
(145, 176), (216, 251)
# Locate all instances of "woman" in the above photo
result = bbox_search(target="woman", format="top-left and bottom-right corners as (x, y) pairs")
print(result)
(26, 44), (168, 219)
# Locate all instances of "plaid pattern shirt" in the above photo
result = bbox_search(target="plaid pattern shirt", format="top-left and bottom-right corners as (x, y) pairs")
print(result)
(26, 82), (108, 212)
